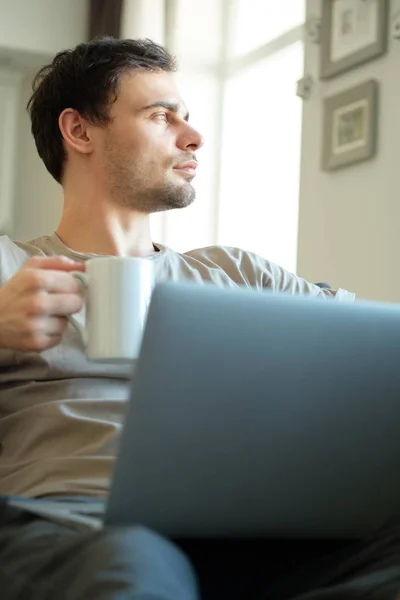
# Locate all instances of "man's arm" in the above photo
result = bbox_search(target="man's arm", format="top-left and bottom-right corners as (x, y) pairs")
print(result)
(209, 247), (356, 301)
(266, 260), (355, 302)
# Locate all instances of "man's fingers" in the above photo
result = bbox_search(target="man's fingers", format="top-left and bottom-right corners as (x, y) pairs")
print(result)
(25, 255), (85, 272)
(45, 272), (83, 294)
(28, 315), (70, 335)
(46, 293), (84, 316)
(24, 332), (64, 352)
(28, 292), (84, 316)
(44, 316), (70, 335)
(23, 269), (84, 294)
(43, 334), (64, 350)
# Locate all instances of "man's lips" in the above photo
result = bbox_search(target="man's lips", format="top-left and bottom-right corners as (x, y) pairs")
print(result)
(173, 161), (198, 176)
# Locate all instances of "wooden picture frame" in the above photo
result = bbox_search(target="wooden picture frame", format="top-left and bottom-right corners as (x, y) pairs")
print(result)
(322, 79), (378, 172)
(320, 0), (388, 80)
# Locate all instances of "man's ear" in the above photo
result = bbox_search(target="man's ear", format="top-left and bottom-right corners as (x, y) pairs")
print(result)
(58, 109), (93, 155)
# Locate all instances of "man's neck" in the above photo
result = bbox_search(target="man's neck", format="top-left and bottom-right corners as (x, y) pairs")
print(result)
(56, 200), (157, 258)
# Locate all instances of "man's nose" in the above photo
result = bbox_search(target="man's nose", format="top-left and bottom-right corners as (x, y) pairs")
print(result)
(178, 124), (205, 152)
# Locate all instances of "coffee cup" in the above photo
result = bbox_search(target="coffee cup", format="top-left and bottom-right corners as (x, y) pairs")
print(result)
(69, 256), (155, 362)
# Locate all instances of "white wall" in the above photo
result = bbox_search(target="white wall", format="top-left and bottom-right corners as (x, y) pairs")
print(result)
(0, 69), (22, 234)
(298, 0), (400, 302)
(0, 0), (88, 56)
(0, 0), (89, 240)
(11, 75), (62, 240)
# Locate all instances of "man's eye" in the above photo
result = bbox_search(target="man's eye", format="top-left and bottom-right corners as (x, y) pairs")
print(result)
(154, 112), (168, 122)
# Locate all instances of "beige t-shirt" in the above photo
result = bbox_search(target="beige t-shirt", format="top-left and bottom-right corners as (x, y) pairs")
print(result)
(0, 233), (355, 499)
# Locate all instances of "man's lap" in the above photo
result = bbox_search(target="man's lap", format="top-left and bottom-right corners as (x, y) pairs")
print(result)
(1, 496), (400, 600)
(0, 497), (198, 600)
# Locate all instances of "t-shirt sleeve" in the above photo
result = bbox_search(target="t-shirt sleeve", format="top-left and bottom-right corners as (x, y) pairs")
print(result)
(247, 250), (355, 302)
(183, 246), (355, 301)
(0, 236), (34, 284)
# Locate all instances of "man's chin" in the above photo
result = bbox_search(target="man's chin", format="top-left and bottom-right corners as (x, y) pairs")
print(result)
(147, 183), (196, 213)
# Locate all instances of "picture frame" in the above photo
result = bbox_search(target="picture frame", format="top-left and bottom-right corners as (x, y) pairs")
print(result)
(320, 0), (388, 80)
(322, 79), (378, 172)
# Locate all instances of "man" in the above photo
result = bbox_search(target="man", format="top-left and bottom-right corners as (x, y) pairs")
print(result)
(0, 36), (397, 600)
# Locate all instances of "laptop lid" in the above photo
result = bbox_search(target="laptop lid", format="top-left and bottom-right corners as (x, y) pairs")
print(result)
(105, 283), (400, 539)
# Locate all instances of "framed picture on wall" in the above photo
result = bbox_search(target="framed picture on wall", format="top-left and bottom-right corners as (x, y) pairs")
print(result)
(320, 0), (388, 80)
(322, 79), (378, 172)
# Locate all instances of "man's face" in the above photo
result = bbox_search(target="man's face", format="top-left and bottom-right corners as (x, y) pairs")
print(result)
(94, 70), (204, 213)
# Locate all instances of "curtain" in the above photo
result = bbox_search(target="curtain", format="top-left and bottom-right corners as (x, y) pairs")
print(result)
(89, 0), (124, 39)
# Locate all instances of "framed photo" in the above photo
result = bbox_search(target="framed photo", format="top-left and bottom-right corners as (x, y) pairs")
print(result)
(322, 80), (378, 172)
(320, 0), (388, 80)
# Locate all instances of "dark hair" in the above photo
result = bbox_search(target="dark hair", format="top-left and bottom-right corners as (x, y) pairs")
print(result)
(27, 37), (177, 184)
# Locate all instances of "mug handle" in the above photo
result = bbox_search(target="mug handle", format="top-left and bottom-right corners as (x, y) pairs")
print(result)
(68, 271), (88, 344)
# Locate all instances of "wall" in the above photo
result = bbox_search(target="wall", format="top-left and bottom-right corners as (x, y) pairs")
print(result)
(0, 0), (88, 56)
(0, 69), (22, 234)
(297, 0), (400, 302)
(11, 75), (62, 240)
(0, 0), (89, 240)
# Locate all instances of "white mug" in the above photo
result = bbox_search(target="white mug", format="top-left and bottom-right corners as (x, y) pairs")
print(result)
(70, 257), (155, 362)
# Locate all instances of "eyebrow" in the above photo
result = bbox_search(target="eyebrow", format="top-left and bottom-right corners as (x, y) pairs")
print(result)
(140, 101), (190, 122)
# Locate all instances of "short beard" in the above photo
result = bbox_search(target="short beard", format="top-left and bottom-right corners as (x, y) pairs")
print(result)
(123, 180), (196, 213)
(105, 144), (196, 213)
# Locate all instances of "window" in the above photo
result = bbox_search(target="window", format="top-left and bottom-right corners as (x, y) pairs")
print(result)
(230, 0), (305, 57)
(219, 42), (304, 271)
(158, 0), (305, 272)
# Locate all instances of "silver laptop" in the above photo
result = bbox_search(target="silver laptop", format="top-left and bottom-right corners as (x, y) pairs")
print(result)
(105, 282), (400, 539)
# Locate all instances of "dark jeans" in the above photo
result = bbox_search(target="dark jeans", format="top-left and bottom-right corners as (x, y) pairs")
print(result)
(1, 497), (400, 600)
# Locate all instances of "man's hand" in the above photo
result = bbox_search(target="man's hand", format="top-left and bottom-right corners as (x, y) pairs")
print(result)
(0, 256), (85, 353)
